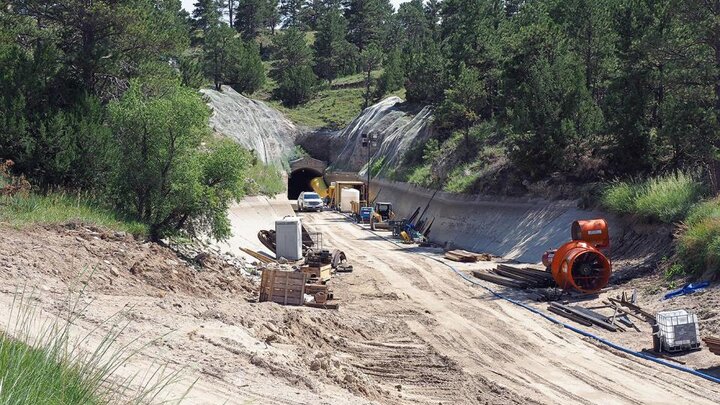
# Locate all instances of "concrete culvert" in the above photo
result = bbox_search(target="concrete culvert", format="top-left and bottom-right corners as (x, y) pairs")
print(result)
(287, 168), (323, 200)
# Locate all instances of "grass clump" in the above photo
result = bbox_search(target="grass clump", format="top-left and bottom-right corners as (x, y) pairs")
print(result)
(602, 172), (702, 223)
(677, 198), (720, 277)
(1, 291), (186, 405)
(0, 192), (148, 237)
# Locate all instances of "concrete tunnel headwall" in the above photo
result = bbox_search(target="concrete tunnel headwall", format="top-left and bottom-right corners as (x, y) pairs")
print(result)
(287, 156), (328, 200)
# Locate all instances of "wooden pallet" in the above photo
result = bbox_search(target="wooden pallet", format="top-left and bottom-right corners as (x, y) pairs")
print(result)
(259, 269), (306, 306)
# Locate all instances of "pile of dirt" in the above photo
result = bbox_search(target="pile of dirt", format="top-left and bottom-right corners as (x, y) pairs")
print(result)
(0, 223), (258, 300)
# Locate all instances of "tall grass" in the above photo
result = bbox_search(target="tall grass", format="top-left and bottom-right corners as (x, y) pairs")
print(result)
(602, 172), (703, 223)
(677, 198), (720, 277)
(1, 289), (188, 404)
(0, 192), (147, 237)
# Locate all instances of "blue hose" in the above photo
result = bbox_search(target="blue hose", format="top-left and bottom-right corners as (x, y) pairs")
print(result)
(338, 212), (720, 385)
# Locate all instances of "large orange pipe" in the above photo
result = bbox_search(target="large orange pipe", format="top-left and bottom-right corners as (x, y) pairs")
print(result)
(550, 241), (611, 293)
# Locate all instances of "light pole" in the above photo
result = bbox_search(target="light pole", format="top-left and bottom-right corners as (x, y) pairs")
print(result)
(361, 132), (377, 205)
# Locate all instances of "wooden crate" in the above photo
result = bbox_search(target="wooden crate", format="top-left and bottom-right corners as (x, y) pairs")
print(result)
(259, 269), (306, 306)
(301, 264), (332, 282)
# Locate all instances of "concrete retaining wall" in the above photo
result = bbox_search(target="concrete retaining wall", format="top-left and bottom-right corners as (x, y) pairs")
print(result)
(373, 179), (622, 263)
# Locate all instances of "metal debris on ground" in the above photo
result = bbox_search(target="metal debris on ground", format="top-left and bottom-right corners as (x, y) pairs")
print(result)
(703, 336), (720, 356)
(444, 250), (491, 262)
(547, 302), (623, 332)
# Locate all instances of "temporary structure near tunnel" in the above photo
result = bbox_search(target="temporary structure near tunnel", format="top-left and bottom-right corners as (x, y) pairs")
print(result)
(546, 219), (612, 293)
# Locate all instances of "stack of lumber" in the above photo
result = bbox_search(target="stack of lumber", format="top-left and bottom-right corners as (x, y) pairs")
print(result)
(548, 302), (625, 332)
(444, 250), (491, 262)
(703, 336), (720, 355)
(472, 264), (554, 289)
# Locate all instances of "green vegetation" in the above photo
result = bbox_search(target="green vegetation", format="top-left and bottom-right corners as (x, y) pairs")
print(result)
(1, 2), (261, 242)
(0, 192), (148, 237)
(602, 173), (703, 223)
(1, 293), (183, 405)
(677, 198), (720, 277)
(0, 334), (103, 405)
(244, 161), (286, 196)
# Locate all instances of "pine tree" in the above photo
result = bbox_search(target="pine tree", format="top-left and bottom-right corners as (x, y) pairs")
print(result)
(193, 0), (223, 31)
(204, 24), (265, 92)
(272, 28), (318, 105)
(360, 44), (383, 109)
(345, 0), (393, 51)
(235, 0), (276, 39)
(375, 48), (404, 98)
(313, 8), (356, 83)
(280, 0), (304, 28)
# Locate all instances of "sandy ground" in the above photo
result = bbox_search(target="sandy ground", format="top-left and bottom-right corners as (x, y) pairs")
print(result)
(2, 209), (720, 404)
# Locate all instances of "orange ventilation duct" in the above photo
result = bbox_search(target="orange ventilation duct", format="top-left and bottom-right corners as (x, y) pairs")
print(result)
(545, 219), (612, 293)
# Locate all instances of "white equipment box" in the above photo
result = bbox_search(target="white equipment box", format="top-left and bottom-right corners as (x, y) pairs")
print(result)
(275, 217), (302, 261)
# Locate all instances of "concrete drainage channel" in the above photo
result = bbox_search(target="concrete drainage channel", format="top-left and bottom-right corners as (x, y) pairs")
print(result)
(336, 211), (720, 386)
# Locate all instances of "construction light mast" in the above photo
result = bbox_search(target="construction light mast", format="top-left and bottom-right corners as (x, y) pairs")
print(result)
(361, 132), (377, 205)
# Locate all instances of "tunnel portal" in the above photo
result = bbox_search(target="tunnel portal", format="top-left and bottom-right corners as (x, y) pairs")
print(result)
(287, 156), (328, 200)
(288, 168), (323, 200)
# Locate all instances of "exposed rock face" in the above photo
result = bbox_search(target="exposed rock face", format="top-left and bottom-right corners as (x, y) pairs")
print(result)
(201, 86), (299, 165)
(298, 97), (434, 175)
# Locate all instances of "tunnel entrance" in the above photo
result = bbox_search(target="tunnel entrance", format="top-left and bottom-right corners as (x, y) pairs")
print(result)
(288, 168), (323, 200)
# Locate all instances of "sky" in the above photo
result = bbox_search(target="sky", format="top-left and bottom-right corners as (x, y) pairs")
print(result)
(180, 0), (410, 14)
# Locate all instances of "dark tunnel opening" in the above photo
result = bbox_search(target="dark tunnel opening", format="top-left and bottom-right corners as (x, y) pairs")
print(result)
(287, 168), (323, 200)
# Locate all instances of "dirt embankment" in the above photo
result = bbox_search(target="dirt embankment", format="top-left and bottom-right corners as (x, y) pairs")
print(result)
(0, 223), (531, 404)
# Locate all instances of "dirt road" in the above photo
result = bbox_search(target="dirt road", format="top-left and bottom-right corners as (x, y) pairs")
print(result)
(2, 210), (720, 404)
(298, 211), (720, 404)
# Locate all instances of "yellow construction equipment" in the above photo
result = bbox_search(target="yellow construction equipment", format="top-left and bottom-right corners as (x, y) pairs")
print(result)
(370, 201), (395, 230)
(310, 177), (328, 198)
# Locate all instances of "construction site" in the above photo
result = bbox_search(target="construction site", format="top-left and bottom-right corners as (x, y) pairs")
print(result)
(3, 90), (720, 404)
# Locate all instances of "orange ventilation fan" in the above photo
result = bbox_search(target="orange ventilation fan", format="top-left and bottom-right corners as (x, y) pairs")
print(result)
(544, 219), (612, 293)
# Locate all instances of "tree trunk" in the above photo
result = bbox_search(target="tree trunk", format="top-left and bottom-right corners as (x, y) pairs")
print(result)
(363, 69), (372, 110)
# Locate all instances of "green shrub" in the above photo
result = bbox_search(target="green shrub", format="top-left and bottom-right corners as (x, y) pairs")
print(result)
(407, 164), (433, 188)
(664, 263), (686, 280)
(602, 181), (638, 215)
(634, 172), (702, 222)
(244, 162), (285, 196)
(444, 165), (480, 194)
(602, 172), (702, 223)
(677, 198), (720, 276)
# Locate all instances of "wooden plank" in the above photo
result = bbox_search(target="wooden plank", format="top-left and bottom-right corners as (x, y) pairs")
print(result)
(496, 264), (554, 282)
(493, 267), (544, 285)
(550, 302), (618, 332)
(472, 270), (528, 289)
(608, 297), (655, 320)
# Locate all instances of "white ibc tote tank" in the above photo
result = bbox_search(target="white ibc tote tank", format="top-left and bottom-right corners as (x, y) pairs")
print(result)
(340, 188), (360, 212)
